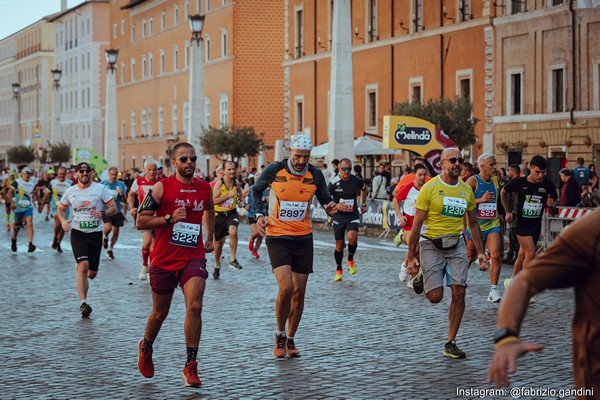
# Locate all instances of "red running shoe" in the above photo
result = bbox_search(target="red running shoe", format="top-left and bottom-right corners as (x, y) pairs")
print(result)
(137, 339), (154, 378)
(182, 360), (202, 387)
(252, 250), (259, 259)
(248, 240), (254, 252)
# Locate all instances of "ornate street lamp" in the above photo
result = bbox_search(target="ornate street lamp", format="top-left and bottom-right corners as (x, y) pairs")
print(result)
(11, 82), (21, 99)
(51, 68), (62, 89)
(189, 14), (205, 45)
(187, 14), (207, 172)
(105, 48), (119, 72)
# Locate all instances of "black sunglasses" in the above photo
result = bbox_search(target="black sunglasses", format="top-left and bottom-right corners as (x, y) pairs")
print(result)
(340, 167), (352, 172)
(78, 169), (90, 174)
(179, 156), (198, 163)
(443, 157), (465, 165)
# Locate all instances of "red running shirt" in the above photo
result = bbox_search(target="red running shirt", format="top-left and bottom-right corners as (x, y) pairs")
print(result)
(151, 176), (211, 271)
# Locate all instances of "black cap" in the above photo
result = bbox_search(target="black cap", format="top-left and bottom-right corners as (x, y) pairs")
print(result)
(75, 162), (91, 171)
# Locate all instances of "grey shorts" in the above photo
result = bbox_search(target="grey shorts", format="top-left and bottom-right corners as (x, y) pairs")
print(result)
(419, 237), (469, 293)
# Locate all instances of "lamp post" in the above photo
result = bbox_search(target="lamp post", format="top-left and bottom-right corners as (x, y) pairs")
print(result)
(104, 49), (119, 168)
(50, 68), (62, 144)
(188, 14), (207, 173)
(11, 82), (21, 147)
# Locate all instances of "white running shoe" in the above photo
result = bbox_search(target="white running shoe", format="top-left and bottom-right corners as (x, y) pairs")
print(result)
(529, 296), (536, 304)
(138, 265), (148, 280)
(503, 278), (512, 290)
(487, 288), (501, 303)
(399, 262), (409, 282)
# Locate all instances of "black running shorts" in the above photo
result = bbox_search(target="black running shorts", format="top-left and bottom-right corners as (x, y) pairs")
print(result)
(71, 229), (103, 271)
(266, 237), (313, 274)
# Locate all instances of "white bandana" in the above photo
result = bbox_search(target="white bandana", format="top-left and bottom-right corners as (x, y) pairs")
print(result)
(290, 134), (313, 151)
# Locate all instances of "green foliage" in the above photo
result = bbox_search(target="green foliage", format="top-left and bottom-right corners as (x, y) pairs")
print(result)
(49, 141), (72, 165)
(7, 145), (35, 165)
(199, 125), (264, 161)
(391, 96), (479, 149)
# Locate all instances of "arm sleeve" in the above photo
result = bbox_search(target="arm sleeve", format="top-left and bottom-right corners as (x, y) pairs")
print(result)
(252, 163), (278, 215)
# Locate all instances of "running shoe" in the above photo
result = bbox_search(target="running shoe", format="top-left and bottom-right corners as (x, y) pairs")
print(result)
(286, 338), (301, 358)
(106, 250), (115, 260)
(529, 296), (536, 304)
(103, 236), (109, 249)
(348, 260), (357, 275)
(399, 262), (409, 282)
(80, 302), (93, 318)
(410, 267), (424, 294)
(273, 334), (287, 358)
(137, 339), (154, 378)
(393, 230), (404, 247)
(503, 278), (512, 290)
(182, 360), (201, 387)
(487, 288), (501, 303)
(28, 243), (36, 253)
(251, 250), (260, 259)
(443, 340), (467, 359)
(56, 243), (63, 254)
(11, 238), (16, 252)
(51, 237), (58, 249)
(248, 240), (254, 252)
(334, 270), (343, 282)
(213, 265), (221, 280)
(138, 265), (148, 280)
(5, 224), (9, 232)
(229, 259), (243, 270)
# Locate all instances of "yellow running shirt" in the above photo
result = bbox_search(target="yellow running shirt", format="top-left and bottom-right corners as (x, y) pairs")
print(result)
(415, 175), (476, 238)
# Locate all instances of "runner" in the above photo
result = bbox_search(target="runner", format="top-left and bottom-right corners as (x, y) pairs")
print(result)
(8, 166), (39, 253)
(245, 181), (268, 259)
(212, 160), (243, 279)
(465, 154), (504, 303)
(39, 166), (72, 253)
(136, 142), (214, 387)
(252, 134), (336, 358)
(327, 158), (368, 282)
(500, 155), (557, 292)
(58, 162), (117, 317)
(392, 163), (428, 281)
(128, 159), (160, 280)
(101, 167), (128, 260)
(405, 148), (487, 359)
(1, 168), (16, 232)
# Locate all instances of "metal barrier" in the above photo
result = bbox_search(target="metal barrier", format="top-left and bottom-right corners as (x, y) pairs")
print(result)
(540, 207), (593, 250)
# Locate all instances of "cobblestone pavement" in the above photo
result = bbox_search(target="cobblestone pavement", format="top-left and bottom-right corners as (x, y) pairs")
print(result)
(0, 212), (576, 399)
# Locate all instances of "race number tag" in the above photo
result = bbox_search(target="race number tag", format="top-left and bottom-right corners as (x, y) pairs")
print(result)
(80, 219), (99, 230)
(170, 222), (200, 247)
(340, 198), (354, 212)
(477, 202), (497, 219)
(522, 201), (543, 218)
(17, 199), (31, 208)
(221, 197), (234, 210)
(441, 197), (467, 218)
(279, 201), (308, 221)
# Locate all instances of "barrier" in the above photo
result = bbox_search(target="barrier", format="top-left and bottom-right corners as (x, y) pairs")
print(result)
(540, 207), (593, 250)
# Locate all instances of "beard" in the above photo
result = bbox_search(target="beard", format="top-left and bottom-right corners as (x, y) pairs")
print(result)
(178, 165), (195, 178)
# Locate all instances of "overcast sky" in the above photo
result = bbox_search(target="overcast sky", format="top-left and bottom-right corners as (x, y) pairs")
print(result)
(0, 0), (77, 40)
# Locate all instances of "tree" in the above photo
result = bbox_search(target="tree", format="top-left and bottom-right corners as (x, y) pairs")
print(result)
(391, 96), (479, 149)
(7, 145), (35, 165)
(49, 141), (72, 166)
(199, 125), (263, 162)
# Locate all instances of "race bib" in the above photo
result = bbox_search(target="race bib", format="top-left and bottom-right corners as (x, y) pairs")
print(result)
(220, 197), (234, 210)
(279, 201), (308, 221)
(522, 202), (543, 218)
(477, 202), (497, 219)
(340, 198), (354, 212)
(17, 199), (31, 208)
(80, 219), (99, 230)
(441, 197), (467, 218)
(170, 222), (200, 247)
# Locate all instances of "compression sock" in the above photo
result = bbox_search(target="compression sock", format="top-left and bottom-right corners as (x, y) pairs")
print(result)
(334, 250), (343, 270)
(348, 244), (357, 261)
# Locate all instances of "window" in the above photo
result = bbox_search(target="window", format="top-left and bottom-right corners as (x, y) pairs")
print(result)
(121, 20), (125, 35)
(132, 24), (136, 40)
(368, 0), (377, 42)
(295, 8), (304, 58)
(131, 59), (136, 81)
(221, 29), (227, 57)
(142, 20), (147, 37)
(204, 99), (211, 128)
(148, 109), (153, 136)
(160, 49), (165, 74)
(197, 0), (201, 13)
(131, 112), (136, 139)
(159, 106), (165, 136)
(460, 0), (471, 21)
(509, 0), (525, 14)
(121, 119), (126, 140)
(456, 69), (472, 99)
(149, 53), (153, 76)
(149, 18), (153, 35)
(205, 36), (210, 61)
(549, 0), (563, 6)
(141, 110), (147, 137)
(174, 47), (179, 70)
(507, 68), (524, 115)
(206, 0), (211, 12)
(594, 60), (600, 110)
(142, 57), (147, 79)
(185, 1), (190, 19)
(174, 5), (179, 24)
(219, 95), (228, 128)
(183, 102), (190, 133)
(366, 85), (378, 131)
(294, 96), (304, 133)
(329, 0), (334, 49)
(409, 77), (423, 103)
(549, 66), (566, 113)
(113, 24), (117, 39)
(120, 63), (125, 83)
(413, 0), (423, 32)
(161, 11), (166, 30)
(172, 104), (178, 134)
(185, 42), (190, 67)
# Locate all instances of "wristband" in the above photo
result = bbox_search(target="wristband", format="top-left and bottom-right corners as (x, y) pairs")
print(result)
(495, 336), (520, 349)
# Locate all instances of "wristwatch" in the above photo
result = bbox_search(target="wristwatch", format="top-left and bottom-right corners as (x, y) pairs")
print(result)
(164, 214), (173, 224)
(494, 327), (519, 343)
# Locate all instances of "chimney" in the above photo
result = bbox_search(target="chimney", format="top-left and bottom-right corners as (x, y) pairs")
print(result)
(61, 0), (67, 11)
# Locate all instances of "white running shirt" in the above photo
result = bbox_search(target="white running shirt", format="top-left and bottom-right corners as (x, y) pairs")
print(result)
(60, 182), (113, 233)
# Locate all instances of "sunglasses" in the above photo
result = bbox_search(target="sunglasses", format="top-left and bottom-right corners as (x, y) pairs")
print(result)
(179, 156), (198, 163)
(443, 157), (465, 165)
(23, 171), (32, 175)
(340, 167), (352, 172)
(78, 169), (91, 174)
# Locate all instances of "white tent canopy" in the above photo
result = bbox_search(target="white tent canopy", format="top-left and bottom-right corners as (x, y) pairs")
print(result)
(311, 136), (401, 158)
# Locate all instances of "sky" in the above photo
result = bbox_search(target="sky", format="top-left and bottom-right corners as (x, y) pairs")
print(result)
(0, 0), (78, 40)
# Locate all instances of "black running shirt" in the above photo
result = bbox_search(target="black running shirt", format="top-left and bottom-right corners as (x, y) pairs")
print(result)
(328, 174), (365, 218)
(503, 177), (557, 228)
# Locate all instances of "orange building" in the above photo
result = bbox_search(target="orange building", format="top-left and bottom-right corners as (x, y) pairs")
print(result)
(113, 0), (284, 175)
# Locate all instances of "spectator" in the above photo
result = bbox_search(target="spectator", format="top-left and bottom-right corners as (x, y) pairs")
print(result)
(370, 166), (389, 200)
(559, 169), (581, 207)
(353, 164), (363, 180)
(461, 162), (474, 182)
(580, 184), (600, 208)
(331, 159), (340, 177)
(588, 164), (598, 190)
(573, 157), (590, 186)
(321, 163), (333, 184)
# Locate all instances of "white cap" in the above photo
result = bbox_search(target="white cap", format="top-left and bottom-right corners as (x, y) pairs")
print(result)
(290, 134), (313, 151)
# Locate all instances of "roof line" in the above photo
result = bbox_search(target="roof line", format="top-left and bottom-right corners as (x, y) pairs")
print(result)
(121, 0), (149, 9)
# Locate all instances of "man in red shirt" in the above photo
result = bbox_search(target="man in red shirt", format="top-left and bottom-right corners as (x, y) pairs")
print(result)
(136, 143), (215, 388)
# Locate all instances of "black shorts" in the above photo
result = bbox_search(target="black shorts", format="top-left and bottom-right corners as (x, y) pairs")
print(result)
(71, 229), (103, 271)
(103, 212), (125, 227)
(331, 213), (360, 240)
(266, 237), (313, 274)
(215, 210), (239, 241)
(515, 221), (542, 245)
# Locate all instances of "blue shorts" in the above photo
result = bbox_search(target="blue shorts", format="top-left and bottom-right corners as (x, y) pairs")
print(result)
(14, 208), (33, 224)
(465, 225), (502, 242)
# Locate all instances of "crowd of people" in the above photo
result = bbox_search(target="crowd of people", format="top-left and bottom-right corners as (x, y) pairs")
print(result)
(0, 143), (597, 396)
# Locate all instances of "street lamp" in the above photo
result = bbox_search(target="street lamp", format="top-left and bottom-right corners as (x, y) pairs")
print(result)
(104, 48), (119, 167)
(105, 48), (119, 72)
(11, 82), (20, 99)
(11, 82), (21, 147)
(51, 69), (62, 89)
(188, 14), (207, 173)
(50, 69), (62, 144)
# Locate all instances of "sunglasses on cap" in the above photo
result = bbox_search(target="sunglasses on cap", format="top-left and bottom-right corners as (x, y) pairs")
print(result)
(340, 167), (352, 172)
(179, 156), (197, 163)
(443, 157), (465, 165)
(78, 169), (91, 174)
